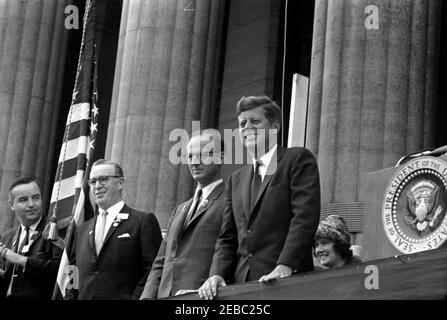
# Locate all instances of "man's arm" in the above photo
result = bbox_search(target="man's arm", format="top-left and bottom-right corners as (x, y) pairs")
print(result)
(208, 177), (239, 282)
(140, 204), (179, 299)
(277, 148), (321, 269)
(199, 178), (238, 300)
(133, 212), (162, 298)
(23, 240), (62, 278)
(140, 238), (166, 299)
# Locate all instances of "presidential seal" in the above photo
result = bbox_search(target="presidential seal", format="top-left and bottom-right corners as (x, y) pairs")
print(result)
(382, 156), (447, 254)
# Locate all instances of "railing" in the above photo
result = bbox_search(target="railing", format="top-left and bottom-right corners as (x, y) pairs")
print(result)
(170, 247), (447, 300)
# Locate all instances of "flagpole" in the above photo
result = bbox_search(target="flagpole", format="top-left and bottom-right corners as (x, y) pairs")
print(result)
(47, 0), (98, 299)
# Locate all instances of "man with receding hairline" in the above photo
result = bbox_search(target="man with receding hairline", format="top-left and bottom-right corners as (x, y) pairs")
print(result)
(0, 176), (62, 299)
(69, 159), (162, 300)
(140, 130), (226, 299)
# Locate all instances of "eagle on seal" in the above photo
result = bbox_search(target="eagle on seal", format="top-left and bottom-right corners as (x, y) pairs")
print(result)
(406, 184), (442, 234)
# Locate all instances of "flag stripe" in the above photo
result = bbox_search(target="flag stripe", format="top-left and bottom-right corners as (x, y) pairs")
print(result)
(66, 103), (90, 125)
(57, 136), (89, 164)
(54, 154), (88, 182)
(61, 119), (90, 143)
(50, 170), (85, 203)
(56, 251), (70, 295)
(47, 194), (80, 220)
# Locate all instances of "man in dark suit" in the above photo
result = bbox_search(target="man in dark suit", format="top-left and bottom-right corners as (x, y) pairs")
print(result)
(140, 129), (226, 299)
(199, 95), (321, 299)
(0, 176), (62, 299)
(70, 159), (162, 300)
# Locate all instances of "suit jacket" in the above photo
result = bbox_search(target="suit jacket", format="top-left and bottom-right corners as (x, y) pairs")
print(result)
(73, 204), (162, 300)
(0, 217), (62, 299)
(210, 146), (321, 283)
(141, 182), (225, 299)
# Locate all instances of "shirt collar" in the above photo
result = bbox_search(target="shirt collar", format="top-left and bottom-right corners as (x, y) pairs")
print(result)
(21, 216), (42, 233)
(99, 200), (125, 216)
(253, 144), (278, 170)
(198, 179), (224, 200)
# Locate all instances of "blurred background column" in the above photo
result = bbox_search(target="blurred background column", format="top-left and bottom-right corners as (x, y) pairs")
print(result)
(0, 0), (71, 233)
(307, 0), (442, 244)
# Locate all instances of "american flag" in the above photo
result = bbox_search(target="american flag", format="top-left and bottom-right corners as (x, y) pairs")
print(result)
(48, 0), (98, 299)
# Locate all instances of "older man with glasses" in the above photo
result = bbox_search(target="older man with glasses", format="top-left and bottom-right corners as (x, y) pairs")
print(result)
(67, 159), (162, 300)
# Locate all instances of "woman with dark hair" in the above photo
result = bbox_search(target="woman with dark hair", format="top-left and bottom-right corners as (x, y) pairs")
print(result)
(313, 215), (361, 269)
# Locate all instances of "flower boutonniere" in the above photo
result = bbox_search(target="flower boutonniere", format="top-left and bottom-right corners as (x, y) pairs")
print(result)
(199, 199), (208, 207)
(113, 213), (129, 227)
(29, 230), (40, 245)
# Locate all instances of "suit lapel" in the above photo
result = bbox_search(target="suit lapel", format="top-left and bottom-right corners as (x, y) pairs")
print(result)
(184, 183), (224, 231)
(11, 227), (21, 253)
(240, 166), (252, 221)
(250, 146), (286, 218)
(88, 218), (97, 257)
(99, 204), (131, 256)
(172, 200), (191, 240)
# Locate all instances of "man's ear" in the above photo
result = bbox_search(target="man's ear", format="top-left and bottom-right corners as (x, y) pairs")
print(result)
(118, 177), (125, 191)
(8, 199), (14, 212)
(272, 120), (281, 131)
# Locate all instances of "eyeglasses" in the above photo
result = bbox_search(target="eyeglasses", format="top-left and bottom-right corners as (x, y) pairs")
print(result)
(88, 175), (122, 186)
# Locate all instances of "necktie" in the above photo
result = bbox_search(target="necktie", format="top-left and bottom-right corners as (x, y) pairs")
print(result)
(18, 227), (30, 254)
(184, 188), (202, 228)
(250, 160), (262, 211)
(95, 211), (108, 254)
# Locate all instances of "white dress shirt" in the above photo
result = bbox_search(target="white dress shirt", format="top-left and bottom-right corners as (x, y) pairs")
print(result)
(253, 144), (278, 181)
(18, 216), (42, 250)
(199, 178), (224, 200)
(96, 200), (125, 242)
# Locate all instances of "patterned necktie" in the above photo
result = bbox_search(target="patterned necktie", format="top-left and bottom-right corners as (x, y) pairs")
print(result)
(18, 226), (30, 254)
(95, 211), (108, 254)
(251, 160), (262, 211)
(184, 188), (202, 228)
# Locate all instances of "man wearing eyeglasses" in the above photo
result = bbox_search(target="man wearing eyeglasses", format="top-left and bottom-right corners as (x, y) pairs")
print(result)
(70, 159), (162, 300)
(140, 130), (226, 299)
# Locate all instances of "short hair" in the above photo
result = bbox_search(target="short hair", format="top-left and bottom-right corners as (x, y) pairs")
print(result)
(314, 215), (353, 260)
(236, 95), (282, 126)
(8, 176), (41, 201)
(91, 159), (124, 177)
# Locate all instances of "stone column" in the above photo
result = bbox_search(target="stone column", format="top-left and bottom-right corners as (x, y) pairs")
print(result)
(307, 0), (441, 241)
(106, 0), (226, 228)
(0, 0), (70, 233)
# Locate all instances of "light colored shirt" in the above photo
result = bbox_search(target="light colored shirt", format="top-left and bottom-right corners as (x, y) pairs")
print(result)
(18, 216), (42, 250)
(96, 200), (125, 242)
(199, 178), (224, 200)
(253, 144), (278, 181)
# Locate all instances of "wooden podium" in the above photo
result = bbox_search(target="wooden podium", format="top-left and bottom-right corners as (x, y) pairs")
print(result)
(362, 157), (447, 261)
(361, 167), (401, 261)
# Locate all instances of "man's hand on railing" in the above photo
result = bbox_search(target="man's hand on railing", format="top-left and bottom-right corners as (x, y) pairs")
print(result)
(259, 264), (292, 283)
(198, 275), (226, 300)
(174, 289), (198, 296)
